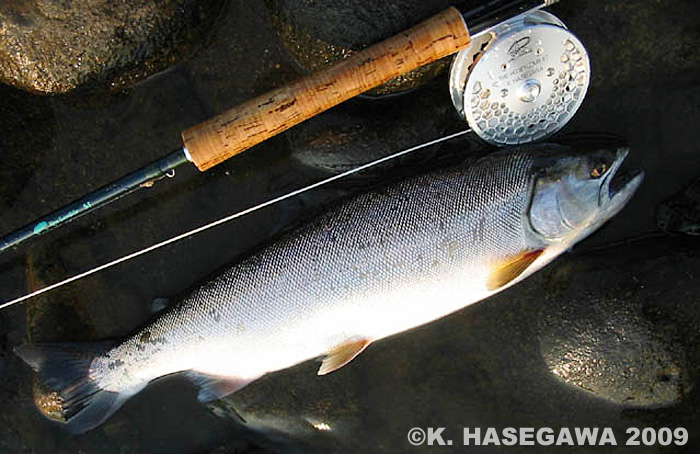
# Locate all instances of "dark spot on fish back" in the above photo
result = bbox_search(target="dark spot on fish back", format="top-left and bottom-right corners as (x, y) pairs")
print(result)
(108, 359), (125, 370)
(152, 336), (168, 345)
(139, 331), (151, 343)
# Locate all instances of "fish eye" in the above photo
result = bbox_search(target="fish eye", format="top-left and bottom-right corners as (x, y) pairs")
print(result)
(590, 162), (607, 179)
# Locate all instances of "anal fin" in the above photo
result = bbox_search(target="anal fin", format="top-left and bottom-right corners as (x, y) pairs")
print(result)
(184, 371), (255, 402)
(318, 338), (372, 376)
(486, 249), (544, 291)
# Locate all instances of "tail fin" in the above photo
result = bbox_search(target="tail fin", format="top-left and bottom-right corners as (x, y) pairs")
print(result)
(14, 342), (135, 434)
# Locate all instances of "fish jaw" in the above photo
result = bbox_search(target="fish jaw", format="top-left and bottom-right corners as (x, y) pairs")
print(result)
(529, 146), (644, 248)
(570, 147), (644, 243)
(599, 148), (644, 219)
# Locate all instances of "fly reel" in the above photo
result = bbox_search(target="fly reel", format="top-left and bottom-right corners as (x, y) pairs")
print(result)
(449, 10), (590, 145)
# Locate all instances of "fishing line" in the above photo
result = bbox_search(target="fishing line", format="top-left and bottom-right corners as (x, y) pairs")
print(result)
(0, 1), (567, 256)
(0, 3), (592, 310)
(0, 128), (472, 310)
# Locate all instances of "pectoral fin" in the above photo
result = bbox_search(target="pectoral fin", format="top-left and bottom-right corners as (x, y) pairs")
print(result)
(318, 338), (372, 376)
(184, 371), (256, 402)
(486, 249), (544, 291)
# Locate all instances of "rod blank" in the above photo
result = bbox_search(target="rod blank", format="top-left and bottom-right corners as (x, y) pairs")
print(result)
(0, 149), (189, 255)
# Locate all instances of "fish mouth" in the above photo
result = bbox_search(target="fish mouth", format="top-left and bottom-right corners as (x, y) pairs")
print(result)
(599, 148), (644, 211)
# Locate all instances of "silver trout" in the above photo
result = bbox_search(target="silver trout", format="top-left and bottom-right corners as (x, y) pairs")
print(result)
(16, 145), (643, 433)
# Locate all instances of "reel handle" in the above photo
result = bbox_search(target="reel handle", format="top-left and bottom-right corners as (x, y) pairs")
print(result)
(181, 7), (470, 171)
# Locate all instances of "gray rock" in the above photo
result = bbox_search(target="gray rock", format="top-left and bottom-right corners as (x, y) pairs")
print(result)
(266, 0), (461, 48)
(551, 0), (700, 88)
(0, 0), (225, 94)
(22, 242), (101, 424)
(538, 291), (692, 407)
(0, 84), (53, 216)
(287, 81), (479, 173)
(0, 308), (7, 377)
(537, 239), (698, 407)
(656, 176), (700, 235)
(264, 0), (466, 96)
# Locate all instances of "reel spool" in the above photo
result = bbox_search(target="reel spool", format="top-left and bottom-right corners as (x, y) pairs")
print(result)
(449, 10), (590, 145)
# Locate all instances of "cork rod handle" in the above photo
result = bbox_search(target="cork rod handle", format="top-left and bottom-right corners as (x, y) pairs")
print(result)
(181, 7), (470, 171)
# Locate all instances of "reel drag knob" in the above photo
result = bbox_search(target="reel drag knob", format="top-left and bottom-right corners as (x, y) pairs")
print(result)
(449, 11), (590, 145)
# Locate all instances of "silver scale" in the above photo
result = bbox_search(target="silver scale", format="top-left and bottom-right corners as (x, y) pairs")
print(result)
(449, 10), (590, 145)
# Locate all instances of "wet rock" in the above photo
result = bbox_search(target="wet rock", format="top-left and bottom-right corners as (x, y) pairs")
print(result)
(539, 295), (691, 407)
(206, 443), (270, 454)
(31, 381), (65, 423)
(538, 239), (698, 407)
(0, 0), (225, 94)
(24, 243), (97, 422)
(268, 0), (463, 47)
(287, 79), (480, 173)
(265, 0), (459, 96)
(656, 176), (700, 235)
(551, 0), (700, 88)
(0, 84), (53, 218)
(0, 308), (7, 377)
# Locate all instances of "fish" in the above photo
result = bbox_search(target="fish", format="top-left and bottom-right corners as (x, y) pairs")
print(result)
(15, 144), (643, 433)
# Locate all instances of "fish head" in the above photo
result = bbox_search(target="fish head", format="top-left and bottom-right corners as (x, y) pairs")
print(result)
(528, 147), (644, 242)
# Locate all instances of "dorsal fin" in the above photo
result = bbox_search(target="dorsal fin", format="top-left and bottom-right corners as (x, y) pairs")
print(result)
(318, 338), (372, 376)
(486, 249), (544, 291)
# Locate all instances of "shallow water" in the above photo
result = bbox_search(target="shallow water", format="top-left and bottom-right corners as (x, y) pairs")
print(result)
(1, 0), (700, 452)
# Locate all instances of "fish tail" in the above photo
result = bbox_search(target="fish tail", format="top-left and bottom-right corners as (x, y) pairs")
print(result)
(14, 342), (138, 434)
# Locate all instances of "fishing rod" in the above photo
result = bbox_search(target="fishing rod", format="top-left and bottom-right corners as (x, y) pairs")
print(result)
(0, 0), (592, 309)
(0, 0), (567, 255)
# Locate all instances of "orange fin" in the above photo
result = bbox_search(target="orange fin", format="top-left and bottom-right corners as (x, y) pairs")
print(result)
(318, 338), (372, 376)
(486, 249), (544, 291)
